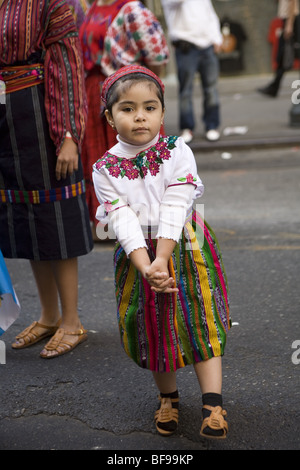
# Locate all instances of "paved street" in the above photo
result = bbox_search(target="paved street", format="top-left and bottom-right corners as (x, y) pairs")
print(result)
(0, 72), (300, 453)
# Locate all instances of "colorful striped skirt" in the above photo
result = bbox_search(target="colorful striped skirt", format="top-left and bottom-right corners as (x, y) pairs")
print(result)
(0, 83), (93, 260)
(114, 211), (231, 373)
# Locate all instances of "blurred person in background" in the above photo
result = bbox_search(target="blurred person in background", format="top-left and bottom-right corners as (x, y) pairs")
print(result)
(79, 0), (169, 241)
(161, 0), (223, 143)
(258, 0), (299, 97)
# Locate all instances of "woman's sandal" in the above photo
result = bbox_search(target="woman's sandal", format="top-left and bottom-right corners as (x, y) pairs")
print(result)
(39, 326), (87, 359)
(200, 405), (228, 439)
(154, 395), (179, 436)
(12, 320), (61, 349)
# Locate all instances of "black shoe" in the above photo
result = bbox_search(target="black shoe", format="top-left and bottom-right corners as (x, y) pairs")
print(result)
(257, 85), (278, 97)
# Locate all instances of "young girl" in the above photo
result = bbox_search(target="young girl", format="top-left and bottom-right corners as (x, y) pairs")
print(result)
(92, 65), (231, 439)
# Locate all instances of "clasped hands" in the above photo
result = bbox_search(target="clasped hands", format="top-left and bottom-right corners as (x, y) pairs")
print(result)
(144, 256), (178, 294)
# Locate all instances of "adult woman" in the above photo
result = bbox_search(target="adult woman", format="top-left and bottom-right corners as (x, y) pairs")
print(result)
(0, 0), (93, 358)
(79, 0), (169, 238)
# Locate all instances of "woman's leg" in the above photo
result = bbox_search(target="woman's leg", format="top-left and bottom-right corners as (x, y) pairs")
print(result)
(30, 260), (61, 326)
(39, 258), (86, 357)
(18, 258), (85, 357)
(11, 260), (61, 348)
(50, 258), (81, 330)
(29, 258), (81, 328)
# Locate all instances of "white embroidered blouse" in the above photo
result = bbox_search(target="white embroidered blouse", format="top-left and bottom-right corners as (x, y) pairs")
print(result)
(92, 134), (204, 255)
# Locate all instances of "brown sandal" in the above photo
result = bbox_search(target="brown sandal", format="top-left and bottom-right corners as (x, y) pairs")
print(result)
(40, 326), (87, 359)
(12, 320), (61, 349)
(154, 396), (179, 436)
(200, 405), (228, 439)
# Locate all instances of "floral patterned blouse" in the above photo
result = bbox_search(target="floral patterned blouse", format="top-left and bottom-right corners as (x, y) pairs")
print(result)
(92, 134), (204, 254)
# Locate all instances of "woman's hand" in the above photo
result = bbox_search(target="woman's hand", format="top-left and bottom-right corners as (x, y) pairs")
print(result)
(56, 137), (78, 180)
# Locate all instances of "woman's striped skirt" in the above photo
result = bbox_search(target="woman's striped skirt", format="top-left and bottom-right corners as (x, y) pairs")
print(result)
(114, 210), (231, 373)
(0, 84), (93, 260)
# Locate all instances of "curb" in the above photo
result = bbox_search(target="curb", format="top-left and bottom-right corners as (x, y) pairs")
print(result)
(189, 135), (300, 152)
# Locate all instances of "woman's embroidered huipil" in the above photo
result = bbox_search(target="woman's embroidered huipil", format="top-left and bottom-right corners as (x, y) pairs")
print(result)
(0, 0), (87, 154)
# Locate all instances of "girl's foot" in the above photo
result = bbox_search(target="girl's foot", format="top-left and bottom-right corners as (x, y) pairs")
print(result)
(200, 405), (228, 439)
(154, 391), (179, 436)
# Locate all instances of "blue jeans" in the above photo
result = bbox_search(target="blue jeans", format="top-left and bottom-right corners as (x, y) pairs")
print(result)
(175, 44), (220, 132)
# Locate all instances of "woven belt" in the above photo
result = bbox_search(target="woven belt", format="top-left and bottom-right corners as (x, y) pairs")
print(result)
(0, 63), (44, 94)
(0, 180), (86, 204)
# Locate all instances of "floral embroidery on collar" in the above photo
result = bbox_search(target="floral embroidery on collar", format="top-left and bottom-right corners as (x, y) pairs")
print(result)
(95, 135), (178, 180)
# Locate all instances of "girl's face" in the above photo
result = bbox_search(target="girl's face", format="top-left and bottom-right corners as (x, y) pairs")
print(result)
(105, 81), (164, 147)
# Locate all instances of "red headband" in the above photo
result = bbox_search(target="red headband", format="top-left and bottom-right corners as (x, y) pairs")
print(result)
(101, 65), (165, 104)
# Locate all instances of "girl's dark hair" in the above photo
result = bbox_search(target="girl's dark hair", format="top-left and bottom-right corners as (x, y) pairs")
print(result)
(105, 72), (165, 113)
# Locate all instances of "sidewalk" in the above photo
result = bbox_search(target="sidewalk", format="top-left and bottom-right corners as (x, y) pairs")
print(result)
(162, 71), (300, 151)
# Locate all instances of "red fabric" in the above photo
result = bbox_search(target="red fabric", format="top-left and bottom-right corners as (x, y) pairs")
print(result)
(79, 0), (130, 72)
(79, 0), (129, 222)
(268, 17), (300, 70)
(268, 17), (284, 70)
(81, 69), (117, 223)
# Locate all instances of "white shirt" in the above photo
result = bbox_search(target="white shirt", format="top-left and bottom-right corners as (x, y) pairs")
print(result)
(161, 0), (223, 48)
(278, 0), (299, 19)
(92, 134), (204, 255)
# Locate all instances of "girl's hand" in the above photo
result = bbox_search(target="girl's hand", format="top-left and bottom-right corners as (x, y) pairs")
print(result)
(145, 257), (178, 294)
(129, 246), (178, 293)
(151, 277), (178, 294)
(145, 269), (178, 293)
(56, 138), (78, 180)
